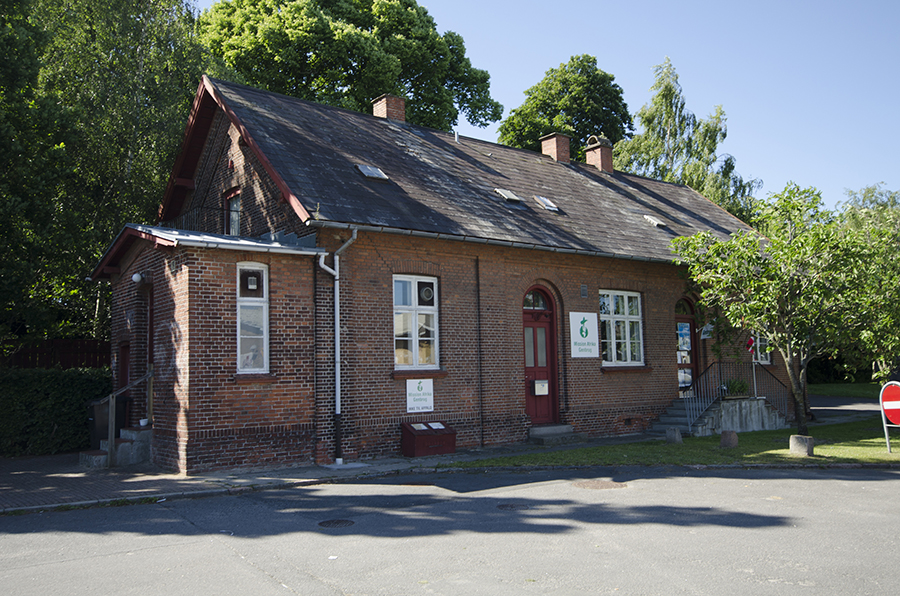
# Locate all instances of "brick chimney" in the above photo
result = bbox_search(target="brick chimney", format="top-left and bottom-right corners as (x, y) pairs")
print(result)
(585, 135), (614, 173)
(372, 94), (406, 122)
(540, 132), (570, 163)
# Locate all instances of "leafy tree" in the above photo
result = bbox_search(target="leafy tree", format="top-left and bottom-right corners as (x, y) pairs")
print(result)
(197, 0), (502, 131)
(22, 0), (216, 340)
(615, 58), (761, 224)
(0, 0), (74, 352)
(498, 55), (632, 162)
(672, 184), (895, 435)
(837, 184), (900, 379)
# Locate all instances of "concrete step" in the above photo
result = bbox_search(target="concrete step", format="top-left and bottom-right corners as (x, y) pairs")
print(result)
(528, 424), (587, 446)
(80, 449), (107, 469)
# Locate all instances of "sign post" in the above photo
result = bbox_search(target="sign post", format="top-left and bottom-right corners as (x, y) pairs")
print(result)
(879, 382), (900, 453)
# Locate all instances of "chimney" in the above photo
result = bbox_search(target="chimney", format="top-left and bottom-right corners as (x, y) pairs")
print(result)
(540, 132), (570, 163)
(372, 94), (406, 122)
(585, 135), (614, 173)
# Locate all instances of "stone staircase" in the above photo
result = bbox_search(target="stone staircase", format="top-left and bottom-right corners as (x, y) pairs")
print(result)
(80, 426), (152, 469)
(648, 399), (695, 437)
(649, 397), (789, 438)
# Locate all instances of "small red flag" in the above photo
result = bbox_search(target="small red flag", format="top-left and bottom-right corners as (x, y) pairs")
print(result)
(746, 337), (755, 352)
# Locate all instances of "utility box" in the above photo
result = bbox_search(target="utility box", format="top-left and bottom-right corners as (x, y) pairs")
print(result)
(401, 421), (456, 457)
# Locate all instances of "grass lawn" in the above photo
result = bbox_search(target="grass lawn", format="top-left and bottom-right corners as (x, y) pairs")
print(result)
(447, 416), (900, 469)
(808, 382), (881, 399)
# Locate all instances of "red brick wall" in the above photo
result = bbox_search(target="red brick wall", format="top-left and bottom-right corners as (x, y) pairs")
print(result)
(315, 230), (690, 461)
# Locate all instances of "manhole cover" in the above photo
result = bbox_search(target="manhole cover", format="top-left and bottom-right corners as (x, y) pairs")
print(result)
(497, 503), (531, 511)
(573, 480), (627, 490)
(318, 519), (355, 528)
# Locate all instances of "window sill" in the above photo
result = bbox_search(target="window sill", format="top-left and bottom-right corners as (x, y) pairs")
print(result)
(234, 373), (276, 385)
(391, 369), (449, 380)
(601, 365), (653, 374)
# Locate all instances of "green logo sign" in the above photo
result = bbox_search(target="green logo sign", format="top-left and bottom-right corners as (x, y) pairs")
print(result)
(417, 381), (423, 392)
(579, 317), (589, 338)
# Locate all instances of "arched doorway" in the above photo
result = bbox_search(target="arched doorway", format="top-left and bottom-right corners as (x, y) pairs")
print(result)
(675, 299), (698, 397)
(523, 288), (558, 424)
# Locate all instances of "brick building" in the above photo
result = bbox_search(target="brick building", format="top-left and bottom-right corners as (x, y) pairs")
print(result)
(91, 76), (784, 474)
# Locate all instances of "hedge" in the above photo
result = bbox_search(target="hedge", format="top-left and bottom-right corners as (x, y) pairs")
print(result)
(0, 367), (112, 456)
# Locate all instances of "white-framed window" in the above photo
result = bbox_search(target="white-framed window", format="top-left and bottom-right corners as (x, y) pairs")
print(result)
(225, 188), (241, 236)
(599, 290), (644, 365)
(237, 262), (268, 373)
(393, 275), (438, 369)
(753, 335), (771, 365)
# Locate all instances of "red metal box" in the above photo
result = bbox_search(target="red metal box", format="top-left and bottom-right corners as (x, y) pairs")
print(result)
(400, 422), (456, 457)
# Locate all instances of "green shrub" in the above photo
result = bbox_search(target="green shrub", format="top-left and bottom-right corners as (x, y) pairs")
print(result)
(0, 368), (111, 456)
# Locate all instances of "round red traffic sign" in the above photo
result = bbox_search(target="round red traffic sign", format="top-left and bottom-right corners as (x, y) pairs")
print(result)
(880, 382), (900, 425)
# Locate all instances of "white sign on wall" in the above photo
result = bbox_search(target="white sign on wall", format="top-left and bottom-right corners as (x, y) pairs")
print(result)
(406, 379), (434, 413)
(569, 312), (600, 358)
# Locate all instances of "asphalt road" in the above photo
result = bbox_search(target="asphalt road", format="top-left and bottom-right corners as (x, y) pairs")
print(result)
(2, 465), (897, 595)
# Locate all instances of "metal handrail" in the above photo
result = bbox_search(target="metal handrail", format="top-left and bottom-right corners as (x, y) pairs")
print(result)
(682, 361), (793, 432)
(88, 366), (154, 468)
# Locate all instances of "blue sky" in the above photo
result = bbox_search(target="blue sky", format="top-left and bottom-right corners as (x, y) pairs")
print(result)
(194, 0), (899, 210)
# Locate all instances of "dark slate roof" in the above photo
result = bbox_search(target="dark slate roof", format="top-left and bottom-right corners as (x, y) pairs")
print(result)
(197, 77), (750, 263)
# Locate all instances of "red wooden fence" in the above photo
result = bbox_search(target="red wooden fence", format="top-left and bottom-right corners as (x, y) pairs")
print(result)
(3, 339), (111, 369)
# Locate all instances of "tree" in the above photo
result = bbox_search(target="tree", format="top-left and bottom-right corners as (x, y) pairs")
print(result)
(197, 0), (502, 131)
(615, 58), (761, 224)
(671, 184), (893, 435)
(837, 184), (900, 379)
(0, 0), (74, 352)
(1, 0), (218, 343)
(497, 55), (632, 162)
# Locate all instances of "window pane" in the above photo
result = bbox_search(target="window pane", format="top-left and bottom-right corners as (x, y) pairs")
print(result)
(600, 320), (610, 361)
(394, 312), (412, 338)
(615, 320), (627, 361)
(599, 294), (610, 315)
(229, 197), (240, 236)
(394, 279), (412, 306)
(395, 339), (412, 365)
(418, 340), (435, 365)
(630, 322), (642, 362)
(418, 281), (435, 307)
(418, 313), (435, 339)
(239, 339), (264, 370)
(613, 294), (625, 316)
(524, 327), (535, 367)
(239, 305), (264, 337)
(536, 327), (547, 367)
(628, 296), (640, 316)
(239, 270), (264, 298)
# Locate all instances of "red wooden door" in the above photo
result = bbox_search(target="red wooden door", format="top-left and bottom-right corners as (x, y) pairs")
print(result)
(523, 289), (557, 424)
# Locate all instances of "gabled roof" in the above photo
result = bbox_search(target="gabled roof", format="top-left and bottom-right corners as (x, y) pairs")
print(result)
(89, 225), (325, 281)
(159, 76), (750, 264)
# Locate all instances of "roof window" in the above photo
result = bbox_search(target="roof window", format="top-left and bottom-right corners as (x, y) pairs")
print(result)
(534, 195), (559, 212)
(357, 164), (389, 181)
(494, 188), (521, 203)
(644, 214), (667, 228)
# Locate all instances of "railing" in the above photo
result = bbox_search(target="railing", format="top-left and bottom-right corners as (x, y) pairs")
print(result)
(682, 361), (792, 433)
(87, 364), (154, 468)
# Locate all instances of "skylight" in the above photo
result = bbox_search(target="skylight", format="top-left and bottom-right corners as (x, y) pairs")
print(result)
(356, 164), (389, 180)
(643, 214), (667, 228)
(494, 188), (521, 202)
(534, 195), (559, 212)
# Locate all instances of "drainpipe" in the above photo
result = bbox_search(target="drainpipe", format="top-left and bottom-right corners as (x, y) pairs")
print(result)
(317, 228), (357, 465)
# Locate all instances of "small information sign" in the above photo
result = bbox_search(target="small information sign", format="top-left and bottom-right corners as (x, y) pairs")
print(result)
(569, 312), (599, 358)
(406, 379), (434, 413)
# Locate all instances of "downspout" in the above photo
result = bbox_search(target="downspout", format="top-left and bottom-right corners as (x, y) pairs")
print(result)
(317, 228), (357, 465)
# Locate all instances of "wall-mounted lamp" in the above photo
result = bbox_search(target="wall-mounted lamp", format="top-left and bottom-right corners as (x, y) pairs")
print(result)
(132, 273), (144, 284)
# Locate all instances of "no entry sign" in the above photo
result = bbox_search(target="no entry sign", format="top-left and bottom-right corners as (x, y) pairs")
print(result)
(881, 383), (900, 425)
(879, 382), (900, 452)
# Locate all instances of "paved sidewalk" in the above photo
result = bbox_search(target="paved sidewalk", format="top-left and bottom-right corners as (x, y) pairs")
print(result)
(0, 395), (882, 514)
